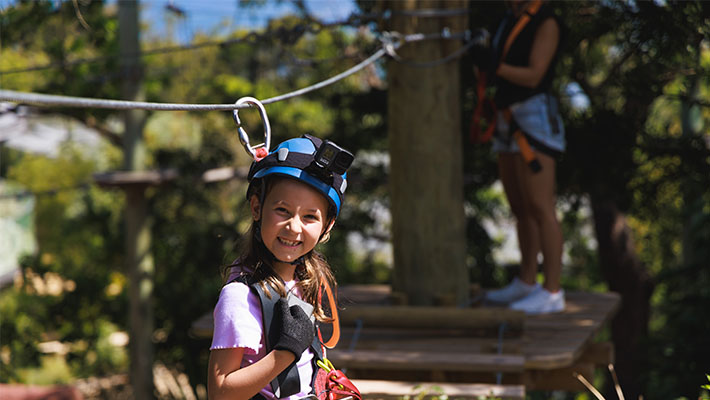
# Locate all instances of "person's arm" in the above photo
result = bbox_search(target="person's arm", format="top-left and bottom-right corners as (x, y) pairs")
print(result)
(207, 347), (296, 400)
(496, 17), (560, 88)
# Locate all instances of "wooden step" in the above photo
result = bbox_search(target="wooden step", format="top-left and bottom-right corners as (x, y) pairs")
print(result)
(328, 349), (524, 373)
(339, 305), (525, 333)
(351, 379), (525, 400)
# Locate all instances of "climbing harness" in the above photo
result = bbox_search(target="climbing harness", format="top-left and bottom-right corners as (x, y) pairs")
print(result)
(469, 0), (546, 173)
(233, 274), (359, 400)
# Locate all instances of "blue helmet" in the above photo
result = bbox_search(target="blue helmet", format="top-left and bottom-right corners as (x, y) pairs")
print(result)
(247, 135), (354, 218)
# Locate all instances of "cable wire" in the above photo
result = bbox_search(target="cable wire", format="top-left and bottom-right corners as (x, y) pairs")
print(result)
(0, 47), (387, 110)
(0, 29), (470, 111)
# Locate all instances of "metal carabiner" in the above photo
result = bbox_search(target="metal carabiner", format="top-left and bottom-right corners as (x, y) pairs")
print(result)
(233, 96), (271, 161)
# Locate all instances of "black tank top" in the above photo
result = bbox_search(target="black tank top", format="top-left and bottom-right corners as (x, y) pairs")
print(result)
(493, 3), (563, 108)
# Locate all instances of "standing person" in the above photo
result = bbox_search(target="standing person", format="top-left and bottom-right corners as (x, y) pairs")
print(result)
(473, 0), (566, 314)
(207, 135), (355, 400)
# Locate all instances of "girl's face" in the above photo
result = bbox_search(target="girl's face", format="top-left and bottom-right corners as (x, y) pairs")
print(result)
(251, 178), (333, 269)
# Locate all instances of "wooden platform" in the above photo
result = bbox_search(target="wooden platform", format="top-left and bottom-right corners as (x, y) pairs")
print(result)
(328, 285), (620, 392)
(191, 285), (620, 394)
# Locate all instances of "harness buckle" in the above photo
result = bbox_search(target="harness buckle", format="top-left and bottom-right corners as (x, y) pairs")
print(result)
(233, 96), (271, 161)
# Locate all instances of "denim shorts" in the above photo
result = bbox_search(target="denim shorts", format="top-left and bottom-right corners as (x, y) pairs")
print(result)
(492, 93), (565, 155)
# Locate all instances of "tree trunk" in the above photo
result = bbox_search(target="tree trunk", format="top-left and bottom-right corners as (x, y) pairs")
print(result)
(591, 196), (654, 399)
(386, 0), (469, 306)
(119, 2), (154, 399)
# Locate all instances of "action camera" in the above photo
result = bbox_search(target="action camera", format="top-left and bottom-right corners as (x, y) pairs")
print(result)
(313, 140), (354, 176)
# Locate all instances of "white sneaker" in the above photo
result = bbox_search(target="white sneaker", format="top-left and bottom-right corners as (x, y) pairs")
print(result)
(510, 287), (565, 315)
(485, 277), (540, 304)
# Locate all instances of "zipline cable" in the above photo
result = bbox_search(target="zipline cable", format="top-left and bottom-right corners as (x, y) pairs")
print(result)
(0, 46), (387, 111)
(0, 29), (469, 111)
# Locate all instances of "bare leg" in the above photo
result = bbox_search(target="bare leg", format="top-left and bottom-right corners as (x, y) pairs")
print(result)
(498, 153), (540, 285)
(517, 152), (563, 292)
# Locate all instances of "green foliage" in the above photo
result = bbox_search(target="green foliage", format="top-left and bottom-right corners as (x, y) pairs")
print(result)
(1, 1), (709, 399)
(701, 375), (710, 400)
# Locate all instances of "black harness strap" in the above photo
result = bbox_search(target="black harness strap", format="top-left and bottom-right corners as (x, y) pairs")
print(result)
(233, 275), (324, 399)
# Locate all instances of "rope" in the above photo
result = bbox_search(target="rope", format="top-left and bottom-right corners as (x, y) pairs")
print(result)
(259, 47), (387, 105)
(0, 29), (470, 110)
(495, 322), (507, 385)
(389, 41), (475, 68)
(0, 48), (387, 110)
(382, 29), (474, 68)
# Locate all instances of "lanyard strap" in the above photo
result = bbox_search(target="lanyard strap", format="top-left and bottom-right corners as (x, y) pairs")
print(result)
(500, 0), (543, 63)
(317, 279), (340, 349)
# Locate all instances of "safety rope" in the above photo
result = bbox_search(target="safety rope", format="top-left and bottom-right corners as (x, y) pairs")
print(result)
(0, 29), (469, 110)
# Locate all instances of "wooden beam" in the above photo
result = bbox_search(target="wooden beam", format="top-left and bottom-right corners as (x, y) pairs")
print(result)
(578, 341), (615, 366)
(524, 363), (595, 391)
(351, 379), (525, 400)
(339, 305), (525, 332)
(327, 349), (525, 373)
(94, 169), (178, 187)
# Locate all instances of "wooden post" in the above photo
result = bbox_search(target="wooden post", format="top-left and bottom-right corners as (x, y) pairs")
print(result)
(385, 0), (469, 306)
(118, 1), (154, 399)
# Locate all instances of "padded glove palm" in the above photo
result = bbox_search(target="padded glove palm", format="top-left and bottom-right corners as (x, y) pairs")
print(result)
(273, 298), (315, 359)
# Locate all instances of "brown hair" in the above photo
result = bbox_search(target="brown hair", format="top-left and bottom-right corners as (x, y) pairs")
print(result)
(225, 175), (338, 323)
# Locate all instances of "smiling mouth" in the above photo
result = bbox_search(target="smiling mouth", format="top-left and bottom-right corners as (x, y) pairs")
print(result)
(278, 237), (301, 247)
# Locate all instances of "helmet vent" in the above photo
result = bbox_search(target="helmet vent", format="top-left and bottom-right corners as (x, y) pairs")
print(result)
(277, 147), (289, 162)
(340, 179), (347, 194)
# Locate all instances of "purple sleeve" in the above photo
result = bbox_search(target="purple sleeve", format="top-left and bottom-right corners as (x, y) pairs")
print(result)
(210, 281), (264, 354)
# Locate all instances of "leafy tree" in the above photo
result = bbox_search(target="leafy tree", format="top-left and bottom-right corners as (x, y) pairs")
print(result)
(551, 2), (710, 398)
(2, 1), (708, 399)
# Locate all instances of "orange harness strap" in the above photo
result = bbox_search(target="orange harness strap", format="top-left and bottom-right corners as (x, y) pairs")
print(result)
(502, 110), (542, 173)
(469, 71), (497, 144)
(317, 279), (340, 349)
(470, 0), (543, 148)
(500, 0), (543, 62)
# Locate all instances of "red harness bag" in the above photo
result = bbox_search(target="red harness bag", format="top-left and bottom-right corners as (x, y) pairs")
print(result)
(314, 359), (361, 400)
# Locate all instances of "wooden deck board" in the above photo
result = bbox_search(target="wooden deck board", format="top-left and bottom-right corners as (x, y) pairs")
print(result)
(191, 285), (620, 388)
(352, 379), (525, 400)
(332, 287), (620, 372)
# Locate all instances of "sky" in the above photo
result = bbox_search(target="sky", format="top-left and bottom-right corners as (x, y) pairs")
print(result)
(0, 0), (359, 43)
(129, 0), (358, 43)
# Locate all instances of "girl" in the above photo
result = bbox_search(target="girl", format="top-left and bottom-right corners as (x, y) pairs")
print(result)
(474, 0), (566, 314)
(208, 135), (354, 400)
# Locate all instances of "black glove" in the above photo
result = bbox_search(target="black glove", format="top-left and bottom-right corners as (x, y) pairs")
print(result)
(272, 298), (315, 359)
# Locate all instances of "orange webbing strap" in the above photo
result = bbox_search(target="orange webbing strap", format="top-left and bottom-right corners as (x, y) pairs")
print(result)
(499, 0), (543, 62)
(471, 0), (542, 145)
(503, 109), (542, 173)
(317, 278), (340, 349)
(470, 71), (497, 144)
(513, 131), (542, 173)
